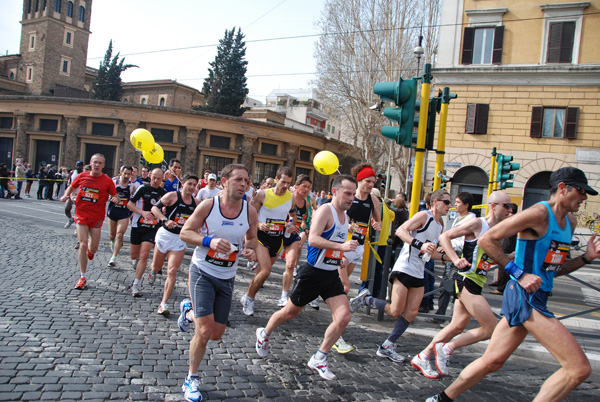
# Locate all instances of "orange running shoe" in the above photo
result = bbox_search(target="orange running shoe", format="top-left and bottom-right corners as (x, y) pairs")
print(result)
(87, 250), (94, 260)
(74, 277), (87, 290)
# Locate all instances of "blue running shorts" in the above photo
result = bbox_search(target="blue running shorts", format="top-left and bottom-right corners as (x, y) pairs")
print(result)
(501, 279), (554, 327)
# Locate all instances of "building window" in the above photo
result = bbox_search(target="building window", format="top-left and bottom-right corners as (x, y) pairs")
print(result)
(210, 135), (231, 150)
(29, 33), (36, 51)
(60, 57), (71, 76)
(78, 6), (85, 22)
(465, 104), (489, 134)
(91, 122), (115, 137)
(203, 155), (234, 177)
(35, 0), (39, 12)
(546, 21), (575, 64)
(462, 26), (504, 65)
(0, 117), (14, 129)
(64, 29), (73, 46)
(150, 128), (174, 142)
(27, 0), (32, 13)
(55, 0), (61, 13)
(261, 142), (278, 156)
(140, 96), (148, 104)
(66, 1), (73, 17)
(530, 106), (579, 139)
(26, 66), (33, 82)
(159, 97), (165, 106)
(296, 167), (311, 178)
(40, 119), (59, 132)
(9, 71), (15, 80)
(255, 162), (279, 182)
(299, 149), (311, 162)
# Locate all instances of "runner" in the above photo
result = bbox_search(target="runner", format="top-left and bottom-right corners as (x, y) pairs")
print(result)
(255, 174), (358, 380)
(426, 167), (599, 402)
(277, 174), (315, 308)
(64, 160), (84, 229)
(127, 168), (167, 297)
(195, 173), (220, 201)
(177, 164), (258, 402)
(107, 166), (135, 268)
(334, 163), (382, 354)
(147, 174), (200, 316)
(350, 189), (450, 363)
(59, 154), (117, 289)
(164, 158), (182, 192)
(198, 170), (211, 190)
(240, 166), (296, 316)
(411, 191), (512, 379)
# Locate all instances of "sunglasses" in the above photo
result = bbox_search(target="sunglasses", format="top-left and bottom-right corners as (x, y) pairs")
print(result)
(438, 199), (451, 205)
(568, 185), (586, 195)
(493, 202), (512, 210)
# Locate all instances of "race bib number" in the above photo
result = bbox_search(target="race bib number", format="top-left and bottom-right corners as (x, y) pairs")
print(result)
(542, 240), (569, 272)
(475, 252), (494, 276)
(141, 217), (158, 226)
(173, 214), (190, 226)
(117, 197), (128, 207)
(323, 249), (344, 266)
(205, 247), (238, 267)
(80, 186), (100, 203)
(265, 218), (285, 236)
(350, 223), (368, 241)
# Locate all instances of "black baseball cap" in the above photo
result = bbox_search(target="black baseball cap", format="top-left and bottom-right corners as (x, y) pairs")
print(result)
(550, 167), (598, 196)
(76, 160), (84, 166)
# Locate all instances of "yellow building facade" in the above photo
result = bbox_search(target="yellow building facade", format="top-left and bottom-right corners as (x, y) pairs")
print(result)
(432, 0), (600, 220)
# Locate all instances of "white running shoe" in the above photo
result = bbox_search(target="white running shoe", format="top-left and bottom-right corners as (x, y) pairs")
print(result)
(411, 353), (440, 379)
(308, 354), (336, 380)
(425, 395), (440, 402)
(308, 298), (319, 310)
(182, 375), (201, 402)
(107, 256), (117, 268)
(240, 294), (254, 316)
(255, 327), (270, 357)
(332, 337), (355, 354)
(148, 271), (157, 285)
(178, 299), (193, 332)
(131, 283), (142, 297)
(376, 343), (405, 363)
(434, 342), (452, 376)
(157, 303), (170, 316)
(277, 296), (288, 307)
(349, 288), (370, 313)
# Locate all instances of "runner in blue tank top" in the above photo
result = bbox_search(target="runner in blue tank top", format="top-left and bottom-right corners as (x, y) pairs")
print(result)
(427, 167), (600, 402)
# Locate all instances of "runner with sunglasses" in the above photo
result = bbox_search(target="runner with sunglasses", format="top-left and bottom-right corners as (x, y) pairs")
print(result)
(350, 189), (450, 363)
(411, 191), (512, 379)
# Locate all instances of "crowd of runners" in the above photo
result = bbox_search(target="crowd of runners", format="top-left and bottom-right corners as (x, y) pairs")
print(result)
(53, 153), (599, 402)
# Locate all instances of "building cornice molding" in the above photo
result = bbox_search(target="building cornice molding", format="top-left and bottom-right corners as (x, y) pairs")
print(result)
(465, 8), (508, 16)
(433, 65), (600, 86)
(540, 2), (590, 11)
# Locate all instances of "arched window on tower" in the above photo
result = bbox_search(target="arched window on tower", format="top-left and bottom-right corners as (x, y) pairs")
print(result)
(66, 1), (73, 17)
(55, 0), (61, 13)
(78, 6), (85, 22)
(160, 98), (166, 106)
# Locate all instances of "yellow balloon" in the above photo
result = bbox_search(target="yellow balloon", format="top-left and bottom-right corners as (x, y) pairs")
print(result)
(130, 128), (155, 152)
(313, 151), (339, 175)
(143, 143), (164, 164)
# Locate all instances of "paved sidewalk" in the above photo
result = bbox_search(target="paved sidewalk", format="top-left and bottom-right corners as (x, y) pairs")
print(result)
(0, 213), (598, 401)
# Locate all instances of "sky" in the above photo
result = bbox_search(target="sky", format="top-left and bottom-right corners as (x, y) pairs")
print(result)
(0, 0), (326, 102)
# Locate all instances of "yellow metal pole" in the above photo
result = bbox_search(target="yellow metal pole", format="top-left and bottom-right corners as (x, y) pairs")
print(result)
(409, 64), (432, 218)
(433, 88), (451, 191)
(488, 147), (497, 197)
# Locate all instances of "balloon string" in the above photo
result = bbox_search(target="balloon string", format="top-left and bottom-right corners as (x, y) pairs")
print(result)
(336, 168), (341, 174)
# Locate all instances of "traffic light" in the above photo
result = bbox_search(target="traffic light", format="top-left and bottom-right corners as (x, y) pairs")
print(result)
(378, 174), (387, 191)
(140, 155), (146, 166)
(411, 97), (437, 150)
(496, 153), (520, 189)
(374, 78), (418, 146)
(437, 171), (452, 189)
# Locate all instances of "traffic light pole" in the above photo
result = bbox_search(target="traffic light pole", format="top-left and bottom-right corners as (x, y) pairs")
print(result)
(488, 147), (497, 197)
(433, 87), (451, 191)
(409, 63), (432, 218)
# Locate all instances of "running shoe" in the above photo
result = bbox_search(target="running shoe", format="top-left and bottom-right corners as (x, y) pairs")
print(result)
(434, 342), (452, 376)
(74, 277), (87, 290)
(376, 343), (405, 363)
(131, 283), (142, 297)
(308, 298), (319, 310)
(87, 250), (95, 260)
(240, 294), (254, 316)
(107, 256), (117, 268)
(64, 218), (74, 229)
(425, 395), (440, 402)
(411, 353), (440, 379)
(246, 260), (257, 269)
(277, 296), (287, 307)
(182, 375), (202, 402)
(157, 303), (170, 316)
(349, 288), (370, 313)
(307, 354), (336, 380)
(178, 299), (193, 332)
(332, 337), (355, 354)
(148, 271), (157, 285)
(255, 327), (270, 357)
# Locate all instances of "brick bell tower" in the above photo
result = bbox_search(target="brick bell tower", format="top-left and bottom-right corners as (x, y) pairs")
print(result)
(19, 0), (93, 95)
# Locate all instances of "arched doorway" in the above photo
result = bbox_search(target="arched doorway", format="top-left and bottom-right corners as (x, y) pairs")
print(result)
(523, 171), (552, 210)
(450, 165), (488, 217)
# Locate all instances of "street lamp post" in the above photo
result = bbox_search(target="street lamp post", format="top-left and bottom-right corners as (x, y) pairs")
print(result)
(406, 31), (425, 198)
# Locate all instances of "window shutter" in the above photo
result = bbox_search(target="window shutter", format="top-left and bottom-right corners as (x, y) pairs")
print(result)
(530, 107), (544, 138)
(546, 22), (562, 63)
(475, 104), (489, 134)
(560, 21), (575, 63)
(466, 104), (477, 133)
(564, 107), (579, 139)
(492, 26), (504, 65)
(461, 27), (475, 65)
